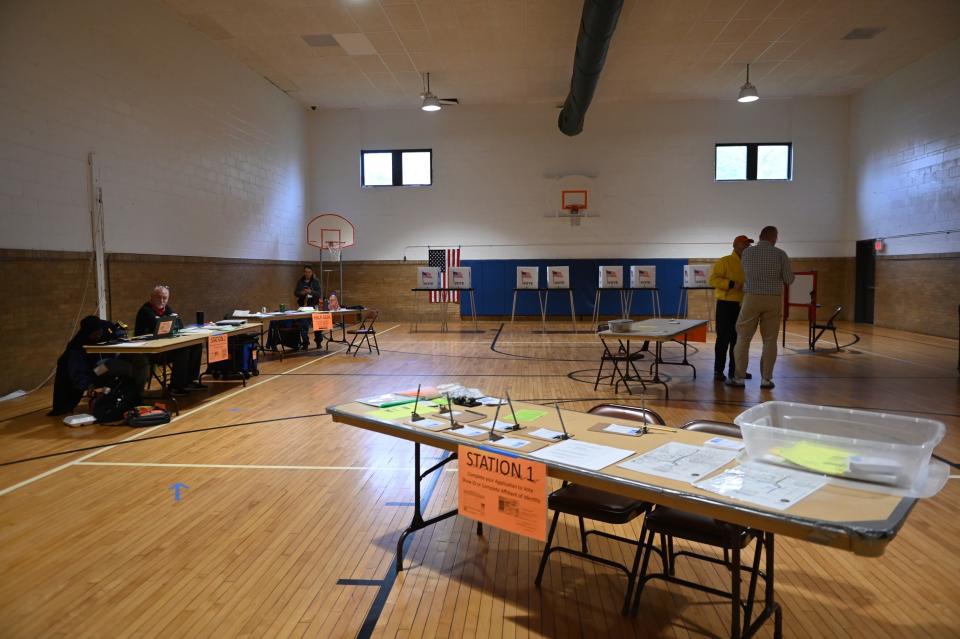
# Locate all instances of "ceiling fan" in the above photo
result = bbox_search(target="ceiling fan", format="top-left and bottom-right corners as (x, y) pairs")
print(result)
(420, 72), (459, 111)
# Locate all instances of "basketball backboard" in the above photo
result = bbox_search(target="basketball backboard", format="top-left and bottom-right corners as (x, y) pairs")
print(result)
(307, 213), (355, 249)
(561, 189), (588, 211)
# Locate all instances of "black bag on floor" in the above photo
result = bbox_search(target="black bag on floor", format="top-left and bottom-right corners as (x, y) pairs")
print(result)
(90, 376), (141, 423)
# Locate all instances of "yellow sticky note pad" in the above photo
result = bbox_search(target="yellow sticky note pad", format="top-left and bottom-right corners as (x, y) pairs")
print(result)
(776, 440), (852, 475)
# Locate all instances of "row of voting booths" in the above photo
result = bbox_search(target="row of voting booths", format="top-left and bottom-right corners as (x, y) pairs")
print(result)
(518, 265), (658, 289)
(416, 264), (713, 291)
(413, 263), (720, 330)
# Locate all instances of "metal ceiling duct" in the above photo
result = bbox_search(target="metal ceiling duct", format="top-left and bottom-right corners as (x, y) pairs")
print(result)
(558, 0), (625, 137)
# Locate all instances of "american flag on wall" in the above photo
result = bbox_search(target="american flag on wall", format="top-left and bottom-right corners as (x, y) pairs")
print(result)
(428, 248), (460, 303)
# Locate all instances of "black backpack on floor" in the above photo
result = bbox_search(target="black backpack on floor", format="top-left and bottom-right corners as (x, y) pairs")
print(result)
(90, 376), (141, 423)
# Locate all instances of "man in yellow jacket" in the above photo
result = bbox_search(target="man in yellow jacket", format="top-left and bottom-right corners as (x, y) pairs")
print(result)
(708, 235), (753, 381)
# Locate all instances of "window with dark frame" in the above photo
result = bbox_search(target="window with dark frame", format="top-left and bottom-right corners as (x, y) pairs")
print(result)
(361, 149), (432, 187)
(715, 143), (792, 181)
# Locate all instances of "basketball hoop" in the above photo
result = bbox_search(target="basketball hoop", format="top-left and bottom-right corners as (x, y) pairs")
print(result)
(324, 241), (343, 262)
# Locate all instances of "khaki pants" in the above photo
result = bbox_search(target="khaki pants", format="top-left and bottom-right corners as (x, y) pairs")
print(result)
(733, 294), (782, 380)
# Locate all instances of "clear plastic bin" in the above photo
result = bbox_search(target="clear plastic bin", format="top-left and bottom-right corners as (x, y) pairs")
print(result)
(734, 401), (945, 489)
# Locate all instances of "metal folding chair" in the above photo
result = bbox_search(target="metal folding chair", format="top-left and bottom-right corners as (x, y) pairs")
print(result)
(811, 305), (842, 351)
(535, 405), (666, 615)
(345, 309), (380, 356)
(630, 420), (774, 638)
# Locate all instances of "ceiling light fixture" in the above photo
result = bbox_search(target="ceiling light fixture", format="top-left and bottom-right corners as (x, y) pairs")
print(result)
(737, 64), (759, 103)
(421, 72), (441, 112)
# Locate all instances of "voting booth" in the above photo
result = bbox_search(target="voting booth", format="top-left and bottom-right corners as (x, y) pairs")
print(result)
(450, 266), (472, 289)
(547, 266), (570, 289)
(516, 267), (539, 289)
(599, 266), (623, 288)
(630, 265), (656, 289)
(683, 264), (711, 287)
(783, 271), (818, 348)
(418, 267), (441, 289)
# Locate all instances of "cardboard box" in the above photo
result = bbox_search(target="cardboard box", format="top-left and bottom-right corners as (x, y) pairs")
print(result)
(517, 267), (539, 289)
(630, 265), (656, 288)
(599, 266), (623, 288)
(418, 267), (441, 289)
(547, 266), (569, 289)
(683, 264), (711, 287)
(450, 266), (471, 289)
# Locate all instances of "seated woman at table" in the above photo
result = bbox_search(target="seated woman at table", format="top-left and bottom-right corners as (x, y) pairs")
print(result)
(133, 285), (203, 396)
(49, 316), (136, 416)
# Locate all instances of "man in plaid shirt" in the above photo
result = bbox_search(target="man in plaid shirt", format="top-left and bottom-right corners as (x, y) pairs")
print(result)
(727, 226), (794, 389)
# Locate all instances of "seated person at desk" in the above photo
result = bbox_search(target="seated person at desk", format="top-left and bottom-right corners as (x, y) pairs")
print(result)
(295, 266), (322, 349)
(133, 285), (203, 396)
(49, 316), (137, 416)
(316, 292), (341, 348)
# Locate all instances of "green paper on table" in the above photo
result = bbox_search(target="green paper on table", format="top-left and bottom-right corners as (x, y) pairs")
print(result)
(368, 404), (439, 421)
(775, 440), (852, 475)
(509, 409), (548, 423)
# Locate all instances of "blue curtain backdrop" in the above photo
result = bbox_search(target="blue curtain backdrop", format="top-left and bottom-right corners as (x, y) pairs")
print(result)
(459, 259), (688, 317)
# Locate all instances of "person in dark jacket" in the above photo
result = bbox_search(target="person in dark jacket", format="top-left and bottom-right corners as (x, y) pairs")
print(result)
(295, 266), (322, 349)
(49, 316), (131, 416)
(133, 285), (203, 395)
(295, 265), (321, 308)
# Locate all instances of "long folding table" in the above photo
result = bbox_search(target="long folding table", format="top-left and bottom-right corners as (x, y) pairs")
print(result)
(328, 398), (918, 638)
(85, 322), (262, 413)
(596, 319), (707, 398)
(235, 309), (365, 358)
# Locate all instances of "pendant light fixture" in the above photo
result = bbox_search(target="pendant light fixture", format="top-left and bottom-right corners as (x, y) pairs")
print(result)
(737, 64), (759, 103)
(420, 72), (441, 112)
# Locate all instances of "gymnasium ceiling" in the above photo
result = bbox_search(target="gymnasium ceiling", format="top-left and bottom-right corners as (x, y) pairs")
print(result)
(160, 0), (960, 109)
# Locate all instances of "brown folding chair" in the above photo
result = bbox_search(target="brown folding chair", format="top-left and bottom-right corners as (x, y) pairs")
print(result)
(535, 405), (666, 615)
(346, 309), (380, 356)
(811, 305), (842, 351)
(630, 420), (769, 638)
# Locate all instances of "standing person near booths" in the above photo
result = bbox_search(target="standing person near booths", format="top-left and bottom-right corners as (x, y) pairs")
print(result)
(294, 266), (322, 349)
(295, 265), (321, 308)
(708, 235), (753, 382)
(727, 226), (794, 389)
(134, 285), (204, 396)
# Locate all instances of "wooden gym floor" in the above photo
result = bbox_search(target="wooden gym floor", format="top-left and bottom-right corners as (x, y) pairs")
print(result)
(0, 320), (958, 638)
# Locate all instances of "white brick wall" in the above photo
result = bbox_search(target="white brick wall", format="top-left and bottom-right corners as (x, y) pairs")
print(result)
(0, 0), (309, 261)
(849, 40), (960, 256)
(307, 97), (850, 261)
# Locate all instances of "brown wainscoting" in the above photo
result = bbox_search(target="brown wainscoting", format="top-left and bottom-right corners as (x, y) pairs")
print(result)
(0, 251), (456, 395)
(875, 253), (960, 338)
(0, 249), (100, 396)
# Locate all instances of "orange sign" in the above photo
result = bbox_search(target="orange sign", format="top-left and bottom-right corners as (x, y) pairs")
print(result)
(312, 312), (333, 331)
(684, 324), (708, 342)
(208, 334), (228, 363)
(457, 445), (547, 541)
